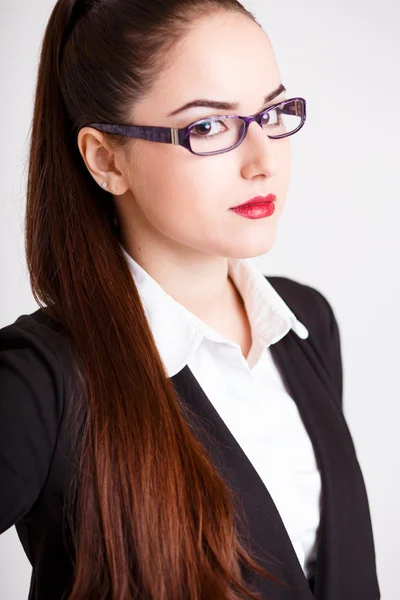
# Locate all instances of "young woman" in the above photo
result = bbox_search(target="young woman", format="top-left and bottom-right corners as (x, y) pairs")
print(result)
(0, 1), (380, 599)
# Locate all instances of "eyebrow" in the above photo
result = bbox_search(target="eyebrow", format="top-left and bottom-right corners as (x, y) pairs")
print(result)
(167, 83), (287, 117)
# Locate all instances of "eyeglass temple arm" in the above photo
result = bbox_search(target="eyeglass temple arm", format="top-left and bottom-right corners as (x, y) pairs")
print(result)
(85, 122), (187, 147)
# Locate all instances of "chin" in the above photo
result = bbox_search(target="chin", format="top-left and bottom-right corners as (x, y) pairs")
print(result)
(228, 235), (277, 260)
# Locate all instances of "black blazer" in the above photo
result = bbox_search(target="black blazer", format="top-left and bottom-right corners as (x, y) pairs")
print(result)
(0, 275), (380, 600)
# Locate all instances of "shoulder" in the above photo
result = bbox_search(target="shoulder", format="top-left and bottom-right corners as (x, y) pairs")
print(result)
(0, 307), (76, 398)
(265, 275), (339, 343)
(265, 275), (343, 404)
(0, 306), (79, 430)
(0, 306), (69, 350)
(0, 306), (67, 385)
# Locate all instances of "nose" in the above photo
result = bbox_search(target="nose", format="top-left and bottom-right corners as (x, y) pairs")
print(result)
(241, 120), (280, 176)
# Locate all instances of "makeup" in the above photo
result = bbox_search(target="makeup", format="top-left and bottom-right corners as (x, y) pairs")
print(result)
(230, 194), (276, 219)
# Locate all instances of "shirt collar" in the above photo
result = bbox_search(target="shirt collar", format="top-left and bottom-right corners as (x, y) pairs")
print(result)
(119, 243), (309, 377)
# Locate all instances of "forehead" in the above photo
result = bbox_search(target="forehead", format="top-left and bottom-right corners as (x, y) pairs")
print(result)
(134, 12), (281, 118)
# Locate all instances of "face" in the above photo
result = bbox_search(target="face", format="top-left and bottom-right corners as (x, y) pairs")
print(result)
(90, 11), (291, 262)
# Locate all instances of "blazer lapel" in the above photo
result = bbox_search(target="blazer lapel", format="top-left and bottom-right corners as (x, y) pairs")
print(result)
(171, 325), (379, 600)
(171, 362), (315, 600)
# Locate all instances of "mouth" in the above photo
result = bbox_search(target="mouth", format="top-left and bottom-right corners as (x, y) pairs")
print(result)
(230, 194), (277, 209)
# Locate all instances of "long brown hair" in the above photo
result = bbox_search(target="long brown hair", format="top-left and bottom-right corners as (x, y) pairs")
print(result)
(25, 0), (288, 598)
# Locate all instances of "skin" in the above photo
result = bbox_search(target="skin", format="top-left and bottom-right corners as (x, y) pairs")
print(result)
(77, 11), (291, 353)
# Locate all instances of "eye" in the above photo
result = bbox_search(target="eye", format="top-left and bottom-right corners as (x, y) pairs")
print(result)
(262, 105), (289, 130)
(190, 119), (228, 138)
(261, 108), (281, 126)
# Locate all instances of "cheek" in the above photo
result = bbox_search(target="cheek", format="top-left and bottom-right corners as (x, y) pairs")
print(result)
(136, 148), (223, 226)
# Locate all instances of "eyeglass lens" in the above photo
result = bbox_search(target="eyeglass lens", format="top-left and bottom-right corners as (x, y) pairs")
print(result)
(189, 99), (303, 155)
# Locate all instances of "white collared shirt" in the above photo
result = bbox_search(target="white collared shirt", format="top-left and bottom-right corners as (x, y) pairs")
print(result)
(119, 243), (322, 579)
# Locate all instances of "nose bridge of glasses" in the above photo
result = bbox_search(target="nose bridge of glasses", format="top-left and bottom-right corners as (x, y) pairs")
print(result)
(234, 116), (272, 156)
(242, 114), (263, 128)
(241, 113), (269, 142)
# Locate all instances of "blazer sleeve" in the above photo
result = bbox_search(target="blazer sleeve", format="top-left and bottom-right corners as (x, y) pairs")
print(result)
(0, 320), (65, 534)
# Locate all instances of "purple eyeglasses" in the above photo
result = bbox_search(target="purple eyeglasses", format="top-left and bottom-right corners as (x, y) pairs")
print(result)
(85, 97), (306, 157)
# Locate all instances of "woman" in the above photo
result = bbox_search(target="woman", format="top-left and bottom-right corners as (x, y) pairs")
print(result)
(0, 0), (380, 599)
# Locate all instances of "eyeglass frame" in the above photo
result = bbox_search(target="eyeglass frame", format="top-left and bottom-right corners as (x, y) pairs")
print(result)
(84, 97), (306, 157)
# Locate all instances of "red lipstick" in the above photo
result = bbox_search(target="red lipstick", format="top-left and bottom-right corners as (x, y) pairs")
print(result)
(230, 194), (276, 219)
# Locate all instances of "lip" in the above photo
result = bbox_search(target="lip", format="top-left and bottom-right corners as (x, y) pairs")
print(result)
(230, 194), (276, 209)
